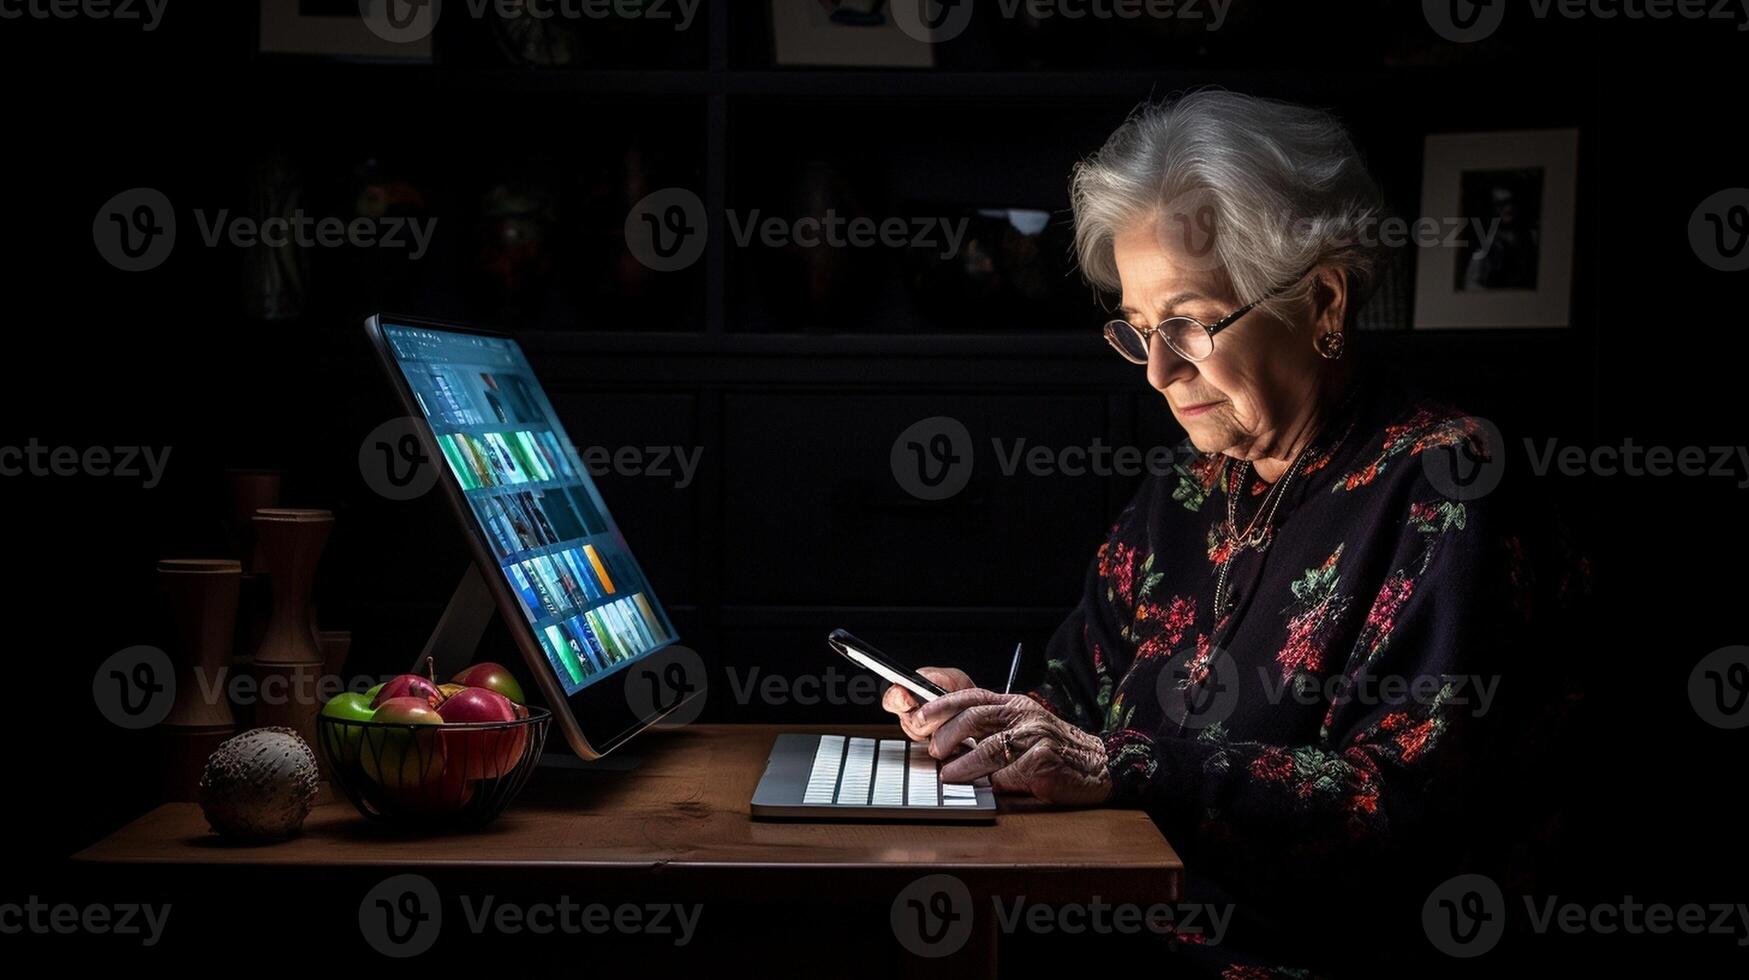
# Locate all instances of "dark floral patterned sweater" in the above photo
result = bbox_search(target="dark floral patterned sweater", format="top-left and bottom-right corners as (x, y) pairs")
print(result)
(1027, 374), (1590, 975)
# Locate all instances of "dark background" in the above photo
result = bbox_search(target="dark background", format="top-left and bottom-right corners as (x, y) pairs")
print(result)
(2, 1), (1745, 972)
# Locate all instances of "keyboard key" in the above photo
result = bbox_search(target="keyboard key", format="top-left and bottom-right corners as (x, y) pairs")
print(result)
(906, 742), (939, 805)
(838, 737), (876, 805)
(942, 780), (978, 806)
(872, 740), (907, 805)
(803, 735), (845, 804)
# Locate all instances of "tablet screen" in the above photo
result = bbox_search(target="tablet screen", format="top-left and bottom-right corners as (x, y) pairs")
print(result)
(379, 322), (678, 696)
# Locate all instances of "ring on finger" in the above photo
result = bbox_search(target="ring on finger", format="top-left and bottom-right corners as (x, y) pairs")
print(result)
(1000, 730), (1013, 766)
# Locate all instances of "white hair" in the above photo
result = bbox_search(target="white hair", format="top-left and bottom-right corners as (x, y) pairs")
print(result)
(1070, 89), (1386, 325)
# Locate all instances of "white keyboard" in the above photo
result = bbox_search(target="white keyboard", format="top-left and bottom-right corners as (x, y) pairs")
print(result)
(801, 734), (981, 808)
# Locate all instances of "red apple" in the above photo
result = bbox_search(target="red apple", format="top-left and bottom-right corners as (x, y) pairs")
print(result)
(360, 697), (445, 790)
(450, 662), (526, 705)
(382, 757), (475, 813)
(371, 672), (443, 709)
(435, 687), (525, 780)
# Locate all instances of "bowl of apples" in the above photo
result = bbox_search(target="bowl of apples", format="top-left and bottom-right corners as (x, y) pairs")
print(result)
(318, 660), (550, 829)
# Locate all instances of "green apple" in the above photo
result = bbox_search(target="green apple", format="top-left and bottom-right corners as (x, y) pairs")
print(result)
(363, 681), (385, 703)
(360, 697), (445, 791)
(319, 692), (376, 771)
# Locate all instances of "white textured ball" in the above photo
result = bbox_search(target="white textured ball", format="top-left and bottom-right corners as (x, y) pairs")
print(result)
(198, 727), (320, 841)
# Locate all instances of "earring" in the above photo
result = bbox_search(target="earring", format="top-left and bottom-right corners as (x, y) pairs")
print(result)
(1315, 331), (1346, 360)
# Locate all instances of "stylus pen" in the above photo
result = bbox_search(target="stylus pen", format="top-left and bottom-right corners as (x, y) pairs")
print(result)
(956, 643), (1023, 756)
(949, 643), (1024, 754)
(1002, 642), (1024, 695)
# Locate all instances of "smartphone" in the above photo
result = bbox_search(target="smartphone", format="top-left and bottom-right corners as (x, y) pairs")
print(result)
(828, 629), (949, 703)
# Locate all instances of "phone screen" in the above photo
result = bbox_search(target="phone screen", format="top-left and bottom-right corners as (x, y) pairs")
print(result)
(828, 629), (949, 702)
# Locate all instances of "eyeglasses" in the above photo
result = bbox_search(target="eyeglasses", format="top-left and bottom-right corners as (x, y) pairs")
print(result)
(1102, 275), (1305, 365)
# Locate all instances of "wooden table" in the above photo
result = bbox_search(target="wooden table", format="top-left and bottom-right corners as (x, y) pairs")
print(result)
(76, 724), (1182, 974)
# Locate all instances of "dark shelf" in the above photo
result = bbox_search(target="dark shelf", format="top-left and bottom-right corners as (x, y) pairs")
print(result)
(518, 330), (1122, 358)
(247, 58), (712, 96)
(519, 327), (1578, 356)
(247, 59), (1468, 101)
(719, 68), (1386, 98)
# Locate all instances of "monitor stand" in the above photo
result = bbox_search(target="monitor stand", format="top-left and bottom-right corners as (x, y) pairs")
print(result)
(416, 564), (641, 772)
(415, 564), (497, 682)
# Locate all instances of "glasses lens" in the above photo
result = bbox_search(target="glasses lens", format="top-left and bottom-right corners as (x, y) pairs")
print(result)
(1103, 321), (1150, 364)
(1162, 317), (1214, 361)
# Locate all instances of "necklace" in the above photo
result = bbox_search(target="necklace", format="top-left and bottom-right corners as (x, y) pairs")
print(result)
(1211, 388), (1363, 617)
(1213, 450), (1311, 616)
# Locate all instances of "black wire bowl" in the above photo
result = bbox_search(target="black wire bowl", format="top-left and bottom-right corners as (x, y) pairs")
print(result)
(318, 707), (550, 829)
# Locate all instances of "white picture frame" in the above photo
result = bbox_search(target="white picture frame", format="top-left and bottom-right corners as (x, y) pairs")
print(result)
(1412, 128), (1580, 329)
(259, 0), (435, 62)
(769, 0), (935, 68)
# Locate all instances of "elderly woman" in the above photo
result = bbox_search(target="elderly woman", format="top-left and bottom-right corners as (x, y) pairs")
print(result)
(882, 90), (1587, 972)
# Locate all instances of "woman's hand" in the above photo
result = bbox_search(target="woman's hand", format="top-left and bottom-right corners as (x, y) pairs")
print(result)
(883, 677), (1113, 806)
(879, 667), (975, 741)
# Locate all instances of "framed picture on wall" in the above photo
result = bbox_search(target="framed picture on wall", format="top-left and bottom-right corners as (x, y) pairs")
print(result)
(769, 0), (935, 68)
(1412, 128), (1579, 329)
(259, 0), (435, 61)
